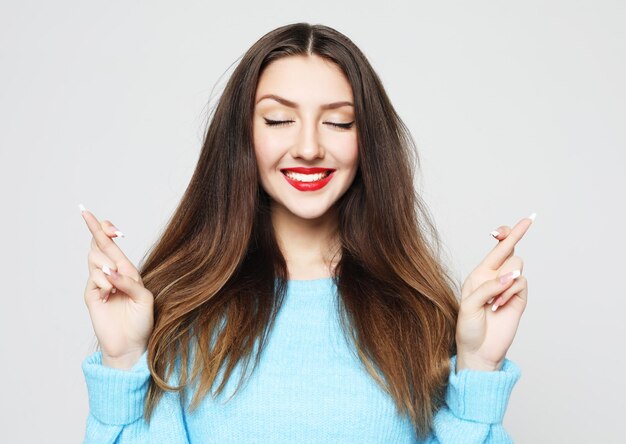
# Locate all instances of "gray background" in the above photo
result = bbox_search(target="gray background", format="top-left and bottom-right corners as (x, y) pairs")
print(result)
(1, 1), (624, 442)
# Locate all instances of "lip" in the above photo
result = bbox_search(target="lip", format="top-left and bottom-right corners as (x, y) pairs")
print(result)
(281, 168), (335, 191)
(280, 167), (336, 174)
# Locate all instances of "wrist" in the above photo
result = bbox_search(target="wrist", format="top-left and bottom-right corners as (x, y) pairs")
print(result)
(101, 349), (145, 370)
(456, 354), (503, 373)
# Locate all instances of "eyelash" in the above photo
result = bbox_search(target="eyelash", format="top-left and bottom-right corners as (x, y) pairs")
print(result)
(263, 118), (355, 130)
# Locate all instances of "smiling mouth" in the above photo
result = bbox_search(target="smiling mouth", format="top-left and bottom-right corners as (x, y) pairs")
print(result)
(280, 169), (334, 182)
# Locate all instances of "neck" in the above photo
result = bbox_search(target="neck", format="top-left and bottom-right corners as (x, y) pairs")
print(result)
(271, 202), (341, 280)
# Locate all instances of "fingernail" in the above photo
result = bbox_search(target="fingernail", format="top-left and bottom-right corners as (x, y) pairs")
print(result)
(110, 226), (125, 238)
(499, 269), (521, 285)
(487, 297), (495, 304)
(492, 302), (499, 312)
(490, 230), (500, 238)
(78, 203), (86, 213)
(101, 265), (119, 279)
(528, 212), (537, 222)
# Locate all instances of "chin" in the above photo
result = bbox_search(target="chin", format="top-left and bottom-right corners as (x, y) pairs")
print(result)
(273, 196), (336, 220)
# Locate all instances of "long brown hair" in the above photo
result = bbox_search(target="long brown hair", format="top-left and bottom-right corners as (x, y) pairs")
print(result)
(138, 22), (460, 440)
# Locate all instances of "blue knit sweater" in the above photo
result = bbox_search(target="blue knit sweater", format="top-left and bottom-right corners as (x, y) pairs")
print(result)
(82, 277), (521, 443)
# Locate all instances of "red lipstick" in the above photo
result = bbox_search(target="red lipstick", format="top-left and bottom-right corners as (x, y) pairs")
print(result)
(280, 167), (336, 191)
(281, 167), (335, 174)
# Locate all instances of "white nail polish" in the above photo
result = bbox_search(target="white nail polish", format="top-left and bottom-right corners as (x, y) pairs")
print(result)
(102, 264), (111, 276)
(78, 203), (86, 213)
(499, 269), (522, 285)
(528, 212), (537, 222)
(492, 303), (499, 312)
(490, 230), (500, 238)
(114, 230), (125, 238)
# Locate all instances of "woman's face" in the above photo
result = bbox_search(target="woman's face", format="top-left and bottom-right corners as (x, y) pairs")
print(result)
(253, 55), (359, 220)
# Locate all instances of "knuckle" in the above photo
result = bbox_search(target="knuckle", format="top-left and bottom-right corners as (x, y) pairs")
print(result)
(511, 255), (523, 267)
(87, 250), (97, 265)
(142, 287), (154, 300)
(95, 275), (112, 291)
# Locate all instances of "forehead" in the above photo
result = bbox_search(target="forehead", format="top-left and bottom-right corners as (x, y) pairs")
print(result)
(255, 55), (353, 105)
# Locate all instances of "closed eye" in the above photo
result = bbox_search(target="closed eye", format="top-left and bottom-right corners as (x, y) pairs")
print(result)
(264, 118), (293, 127)
(263, 118), (354, 130)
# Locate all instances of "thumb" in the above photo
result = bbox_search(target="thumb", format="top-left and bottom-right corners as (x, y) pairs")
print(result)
(103, 266), (152, 304)
(465, 270), (521, 311)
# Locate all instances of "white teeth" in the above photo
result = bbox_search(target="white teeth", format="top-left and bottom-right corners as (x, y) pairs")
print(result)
(284, 171), (330, 182)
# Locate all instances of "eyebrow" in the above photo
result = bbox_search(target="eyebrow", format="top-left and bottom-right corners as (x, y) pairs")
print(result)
(255, 94), (354, 110)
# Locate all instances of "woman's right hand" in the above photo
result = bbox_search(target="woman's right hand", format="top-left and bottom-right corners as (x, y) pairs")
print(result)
(80, 206), (155, 370)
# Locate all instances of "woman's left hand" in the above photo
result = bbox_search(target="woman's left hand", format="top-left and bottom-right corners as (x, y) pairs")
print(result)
(455, 213), (535, 372)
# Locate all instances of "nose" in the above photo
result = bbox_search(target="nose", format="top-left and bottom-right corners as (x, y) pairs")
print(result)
(290, 119), (324, 160)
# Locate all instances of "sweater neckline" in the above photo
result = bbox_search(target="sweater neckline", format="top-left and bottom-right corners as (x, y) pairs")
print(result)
(278, 276), (337, 295)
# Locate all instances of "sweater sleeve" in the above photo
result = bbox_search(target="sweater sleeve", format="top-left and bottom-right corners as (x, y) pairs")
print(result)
(425, 354), (521, 443)
(81, 350), (190, 444)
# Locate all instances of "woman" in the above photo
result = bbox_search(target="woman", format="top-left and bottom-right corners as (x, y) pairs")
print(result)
(80, 22), (532, 443)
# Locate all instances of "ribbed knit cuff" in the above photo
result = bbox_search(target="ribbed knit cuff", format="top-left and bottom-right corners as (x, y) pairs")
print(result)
(82, 350), (150, 425)
(446, 355), (521, 424)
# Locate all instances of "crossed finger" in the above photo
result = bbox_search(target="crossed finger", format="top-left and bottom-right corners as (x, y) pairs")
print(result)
(80, 208), (135, 274)
(481, 213), (536, 271)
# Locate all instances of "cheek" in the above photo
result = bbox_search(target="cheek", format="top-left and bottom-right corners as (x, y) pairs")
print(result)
(253, 130), (283, 184)
(337, 136), (359, 169)
(252, 129), (273, 169)
(253, 116), (284, 145)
